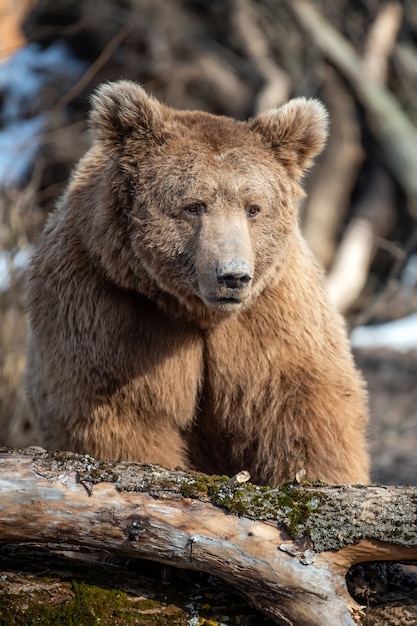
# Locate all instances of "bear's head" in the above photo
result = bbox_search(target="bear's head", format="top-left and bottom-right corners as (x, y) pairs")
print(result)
(87, 80), (328, 321)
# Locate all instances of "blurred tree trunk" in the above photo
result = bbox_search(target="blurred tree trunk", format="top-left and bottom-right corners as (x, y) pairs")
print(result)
(291, 0), (417, 200)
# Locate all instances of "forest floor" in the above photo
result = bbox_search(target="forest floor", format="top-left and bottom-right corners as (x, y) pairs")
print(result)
(355, 348), (417, 486)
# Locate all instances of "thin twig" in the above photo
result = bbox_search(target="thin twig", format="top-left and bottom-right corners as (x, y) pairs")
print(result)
(363, 2), (403, 84)
(232, 0), (291, 113)
(352, 226), (417, 326)
(52, 22), (132, 113)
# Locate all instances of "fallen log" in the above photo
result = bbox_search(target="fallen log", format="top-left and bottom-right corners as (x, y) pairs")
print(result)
(1, 448), (417, 625)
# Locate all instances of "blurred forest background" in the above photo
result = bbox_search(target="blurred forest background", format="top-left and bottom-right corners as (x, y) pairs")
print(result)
(0, 0), (417, 485)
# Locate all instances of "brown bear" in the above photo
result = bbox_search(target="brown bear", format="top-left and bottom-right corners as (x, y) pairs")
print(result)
(25, 80), (370, 485)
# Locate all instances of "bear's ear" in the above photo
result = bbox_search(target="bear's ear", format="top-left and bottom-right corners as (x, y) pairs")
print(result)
(249, 98), (329, 179)
(89, 80), (165, 146)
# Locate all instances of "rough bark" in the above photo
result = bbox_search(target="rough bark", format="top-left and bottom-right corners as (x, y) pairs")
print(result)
(1, 448), (417, 625)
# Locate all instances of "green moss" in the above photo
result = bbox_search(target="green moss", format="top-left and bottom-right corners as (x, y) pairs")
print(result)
(35, 450), (325, 541)
(34, 452), (322, 540)
(176, 474), (230, 499)
(0, 549), (276, 626)
(276, 484), (324, 537)
(0, 580), (131, 626)
(204, 480), (325, 539)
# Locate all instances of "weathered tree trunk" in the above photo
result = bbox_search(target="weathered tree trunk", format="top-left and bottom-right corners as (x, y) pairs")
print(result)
(1, 448), (417, 625)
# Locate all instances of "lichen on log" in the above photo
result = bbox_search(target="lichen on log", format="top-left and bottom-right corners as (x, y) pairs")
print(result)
(2, 448), (417, 625)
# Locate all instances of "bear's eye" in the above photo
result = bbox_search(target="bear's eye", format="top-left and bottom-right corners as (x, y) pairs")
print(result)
(184, 202), (206, 216)
(246, 204), (261, 218)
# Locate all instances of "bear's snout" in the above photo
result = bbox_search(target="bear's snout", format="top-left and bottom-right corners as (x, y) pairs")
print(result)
(196, 215), (254, 311)
(216, 261), (252, 290)
(199, 259), (253, 311)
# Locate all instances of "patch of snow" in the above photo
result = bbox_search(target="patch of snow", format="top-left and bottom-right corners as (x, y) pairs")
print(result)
(0, 115), (47, 186)
(351, 313), (417, 352)
(0, 247), (32, 292)
(401, 254), (417, 287)
(0, 42), (87, 123)
(0, 41), (87, 187)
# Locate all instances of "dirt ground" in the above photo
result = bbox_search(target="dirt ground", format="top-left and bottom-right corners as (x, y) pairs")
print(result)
(355, 348), (417, 486)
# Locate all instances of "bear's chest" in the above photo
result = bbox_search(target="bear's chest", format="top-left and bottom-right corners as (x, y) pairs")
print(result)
(201, 315), (283, 416)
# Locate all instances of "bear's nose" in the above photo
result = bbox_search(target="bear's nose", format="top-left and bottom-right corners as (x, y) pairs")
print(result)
(216, 261), (252, 289)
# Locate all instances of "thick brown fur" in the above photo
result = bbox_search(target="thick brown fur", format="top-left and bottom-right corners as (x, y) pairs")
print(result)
(25, 80), (370, 485)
